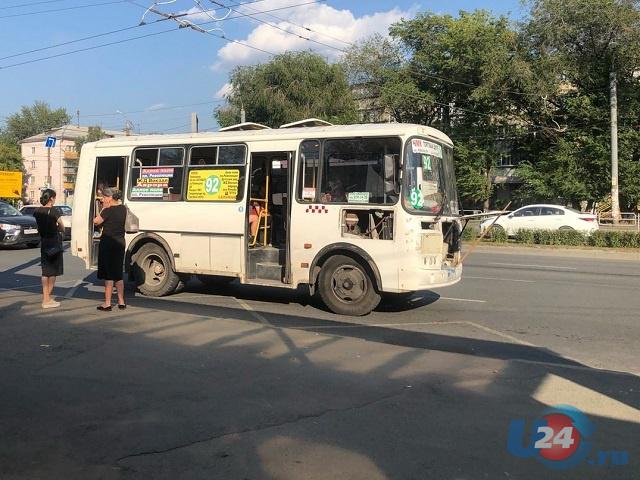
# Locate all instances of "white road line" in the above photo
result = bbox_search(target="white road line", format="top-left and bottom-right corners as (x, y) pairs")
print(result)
(489, 262), (577, 270)
(464, 275), (535, 283)
(64, 279), (84, 299)
(437, 296), (486, 303)
(0, 280), (77, 292)
(235, 298), (272, 325)
(463, 321), (536, 347)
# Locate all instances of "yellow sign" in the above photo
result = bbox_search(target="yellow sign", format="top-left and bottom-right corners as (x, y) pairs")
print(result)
(187, 169), (240, 201)
(0, 171), (22, 198)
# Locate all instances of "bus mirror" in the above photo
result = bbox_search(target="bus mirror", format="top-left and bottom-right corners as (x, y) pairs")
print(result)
(384, 154), (397, 194)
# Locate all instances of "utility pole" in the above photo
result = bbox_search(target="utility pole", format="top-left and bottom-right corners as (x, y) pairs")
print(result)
(610, 69), (620, 224)
(191, 112), (199, 133)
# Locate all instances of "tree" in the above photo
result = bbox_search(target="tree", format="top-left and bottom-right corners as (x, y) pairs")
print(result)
(215, 51), (358, 128)
(0, 101), (70, 145)
(389, 10), (531, 209)
(0, 143), (24, 172)
(75, 126), (109, 153)
(518, 0), (640, 209)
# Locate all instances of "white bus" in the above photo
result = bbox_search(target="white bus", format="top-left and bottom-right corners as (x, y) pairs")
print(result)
(71, 120), (462, 316)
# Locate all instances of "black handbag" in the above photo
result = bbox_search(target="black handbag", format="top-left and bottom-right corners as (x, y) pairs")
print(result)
(43, 208), (63, 258)
(44, 240), (63, 259)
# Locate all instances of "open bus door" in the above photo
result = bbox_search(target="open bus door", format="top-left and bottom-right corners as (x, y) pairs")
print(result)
(89, 156), (127, 268)
(246, 151), (293, 284)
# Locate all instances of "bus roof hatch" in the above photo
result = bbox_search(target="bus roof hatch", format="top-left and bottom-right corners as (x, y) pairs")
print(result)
(279, 118), (334, 128)
(219, 122), (272, 132)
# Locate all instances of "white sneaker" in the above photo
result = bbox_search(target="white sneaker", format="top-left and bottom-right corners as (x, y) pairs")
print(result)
(42, 301), (61, 309)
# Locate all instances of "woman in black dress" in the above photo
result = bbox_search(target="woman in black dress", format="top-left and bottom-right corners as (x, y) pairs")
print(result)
(33, 189), (65, 309)
(93, 188), (127, 311)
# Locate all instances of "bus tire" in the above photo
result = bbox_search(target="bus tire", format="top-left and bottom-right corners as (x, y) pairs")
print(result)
(133, 243), (180, 297)
(318, 254), (380, 316)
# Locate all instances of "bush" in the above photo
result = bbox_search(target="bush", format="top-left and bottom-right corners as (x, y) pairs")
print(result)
(514, 229), (535, 244)
(461, 226), (476, 241)
(488, 226), (508, 243)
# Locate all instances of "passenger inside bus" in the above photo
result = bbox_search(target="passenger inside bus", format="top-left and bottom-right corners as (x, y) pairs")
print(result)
(321, 179), (346, 203)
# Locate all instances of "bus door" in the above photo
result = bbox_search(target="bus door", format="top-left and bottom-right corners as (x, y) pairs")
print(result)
(89, 156), (127, 268)
(246, 152), (294, 284)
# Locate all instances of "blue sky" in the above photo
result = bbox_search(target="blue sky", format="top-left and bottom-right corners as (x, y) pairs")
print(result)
(0, 0), (524, 134)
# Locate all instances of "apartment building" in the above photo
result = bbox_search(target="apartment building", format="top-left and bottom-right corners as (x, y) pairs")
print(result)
(19, 125), (124, 206)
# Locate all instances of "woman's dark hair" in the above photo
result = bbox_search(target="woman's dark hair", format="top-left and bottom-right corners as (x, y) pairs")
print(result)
(40, 188), (56, 206)
(111, 189), (123, 201)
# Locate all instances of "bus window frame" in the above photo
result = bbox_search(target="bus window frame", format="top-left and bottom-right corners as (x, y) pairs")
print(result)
(295, 139), (322, 204)
(128, 145), (187, 202)
(294, 136), (402, 206)
(185, 143), (248, 203)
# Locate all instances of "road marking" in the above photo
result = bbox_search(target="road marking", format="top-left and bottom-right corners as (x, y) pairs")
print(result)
(463, 321), (536, 347)
(436, 296), (486, 303)
(0, 280), (77, 292)
(64, 279), (84, 298)
(489, 262), (577, 270)
(235, 298), (272, 325)
(464, 275), (535, 284)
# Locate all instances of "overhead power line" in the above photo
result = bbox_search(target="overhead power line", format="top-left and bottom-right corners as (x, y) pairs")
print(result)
(1, 0), (67, 10)
(0, 0), (129, 19)
(0, 1), (316, 69)
(84, 99), (224, 117)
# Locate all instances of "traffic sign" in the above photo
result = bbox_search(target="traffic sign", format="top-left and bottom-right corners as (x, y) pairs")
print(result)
(45, 136), (56, 148)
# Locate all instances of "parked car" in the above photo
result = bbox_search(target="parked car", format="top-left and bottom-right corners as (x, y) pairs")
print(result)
(21, 204), (72, 239)
(0, 201), (40, 248)
(479, 204), (599, 236)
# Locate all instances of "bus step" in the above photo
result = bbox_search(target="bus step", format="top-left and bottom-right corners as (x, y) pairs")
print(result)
(255, 262), (284, 282)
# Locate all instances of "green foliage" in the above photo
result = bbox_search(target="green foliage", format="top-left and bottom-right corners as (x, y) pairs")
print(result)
(0, 101), (70, 145)
(0, 143), (24, 172)
(487, 226), (508, 243)
(461, 225), (477, 241)
(514, 229), (535, 244)
(215, 51), (358, 128)
(75, 126), (108, 153)
(510, 229), (640, 248)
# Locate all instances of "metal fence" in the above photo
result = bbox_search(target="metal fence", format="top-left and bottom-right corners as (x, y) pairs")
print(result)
(597, 212), (639, 231)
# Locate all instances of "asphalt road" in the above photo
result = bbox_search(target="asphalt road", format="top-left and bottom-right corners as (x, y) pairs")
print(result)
(0, 244), (638, 479)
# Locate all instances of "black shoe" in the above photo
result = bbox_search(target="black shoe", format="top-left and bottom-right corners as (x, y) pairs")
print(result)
(97, 305), (112, 311)
(118, 304), (127, 310)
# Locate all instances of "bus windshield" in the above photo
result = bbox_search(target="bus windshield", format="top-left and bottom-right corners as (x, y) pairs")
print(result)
(403, 138), (459, 216)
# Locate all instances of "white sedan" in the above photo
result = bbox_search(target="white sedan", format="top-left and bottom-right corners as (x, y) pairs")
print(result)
(480, 204), (599, 236)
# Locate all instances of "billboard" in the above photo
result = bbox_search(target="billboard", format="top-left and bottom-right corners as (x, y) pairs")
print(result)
(0, 171), (23, 199)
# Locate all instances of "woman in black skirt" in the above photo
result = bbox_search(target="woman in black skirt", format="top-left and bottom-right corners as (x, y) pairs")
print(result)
(33, 189), (65, 309)
(93, 188), (127, 311)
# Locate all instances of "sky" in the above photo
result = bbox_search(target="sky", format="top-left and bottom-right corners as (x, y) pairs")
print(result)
(0, 0), (525, 134)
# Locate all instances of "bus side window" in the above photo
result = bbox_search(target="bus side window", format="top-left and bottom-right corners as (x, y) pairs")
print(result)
(297, 140), (320, 203)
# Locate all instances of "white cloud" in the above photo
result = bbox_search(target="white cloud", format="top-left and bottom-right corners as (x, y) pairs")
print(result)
(210, 1), (415, 71)
(146, 103), (167, 111)
(214, 82), (233, 99)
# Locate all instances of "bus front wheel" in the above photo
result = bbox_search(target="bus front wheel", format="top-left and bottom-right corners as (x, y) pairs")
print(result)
(133, 243), (181, 297)
(318, 255), (380, 316)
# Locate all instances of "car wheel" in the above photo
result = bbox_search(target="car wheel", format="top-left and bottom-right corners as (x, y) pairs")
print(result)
(559, 226), (575, 231)
(318, 255), (381, 316)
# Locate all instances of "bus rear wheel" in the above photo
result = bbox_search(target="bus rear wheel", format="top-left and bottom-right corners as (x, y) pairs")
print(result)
(318, 255), (380, 316)
(133, 243), (180, 297)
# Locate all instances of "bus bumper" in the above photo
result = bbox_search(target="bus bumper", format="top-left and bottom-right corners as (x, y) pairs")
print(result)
(397, 262), (462, 292)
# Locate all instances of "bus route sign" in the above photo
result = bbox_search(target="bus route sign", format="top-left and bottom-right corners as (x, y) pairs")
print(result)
(187, 169), (240, 201)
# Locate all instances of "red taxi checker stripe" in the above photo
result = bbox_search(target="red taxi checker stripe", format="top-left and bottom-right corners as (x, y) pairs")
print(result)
(305, 205), (329, 213)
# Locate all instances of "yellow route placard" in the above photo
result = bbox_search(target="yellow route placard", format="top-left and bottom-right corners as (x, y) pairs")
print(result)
(187, 169), (240, 201)
(0, 171), (22, 198)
